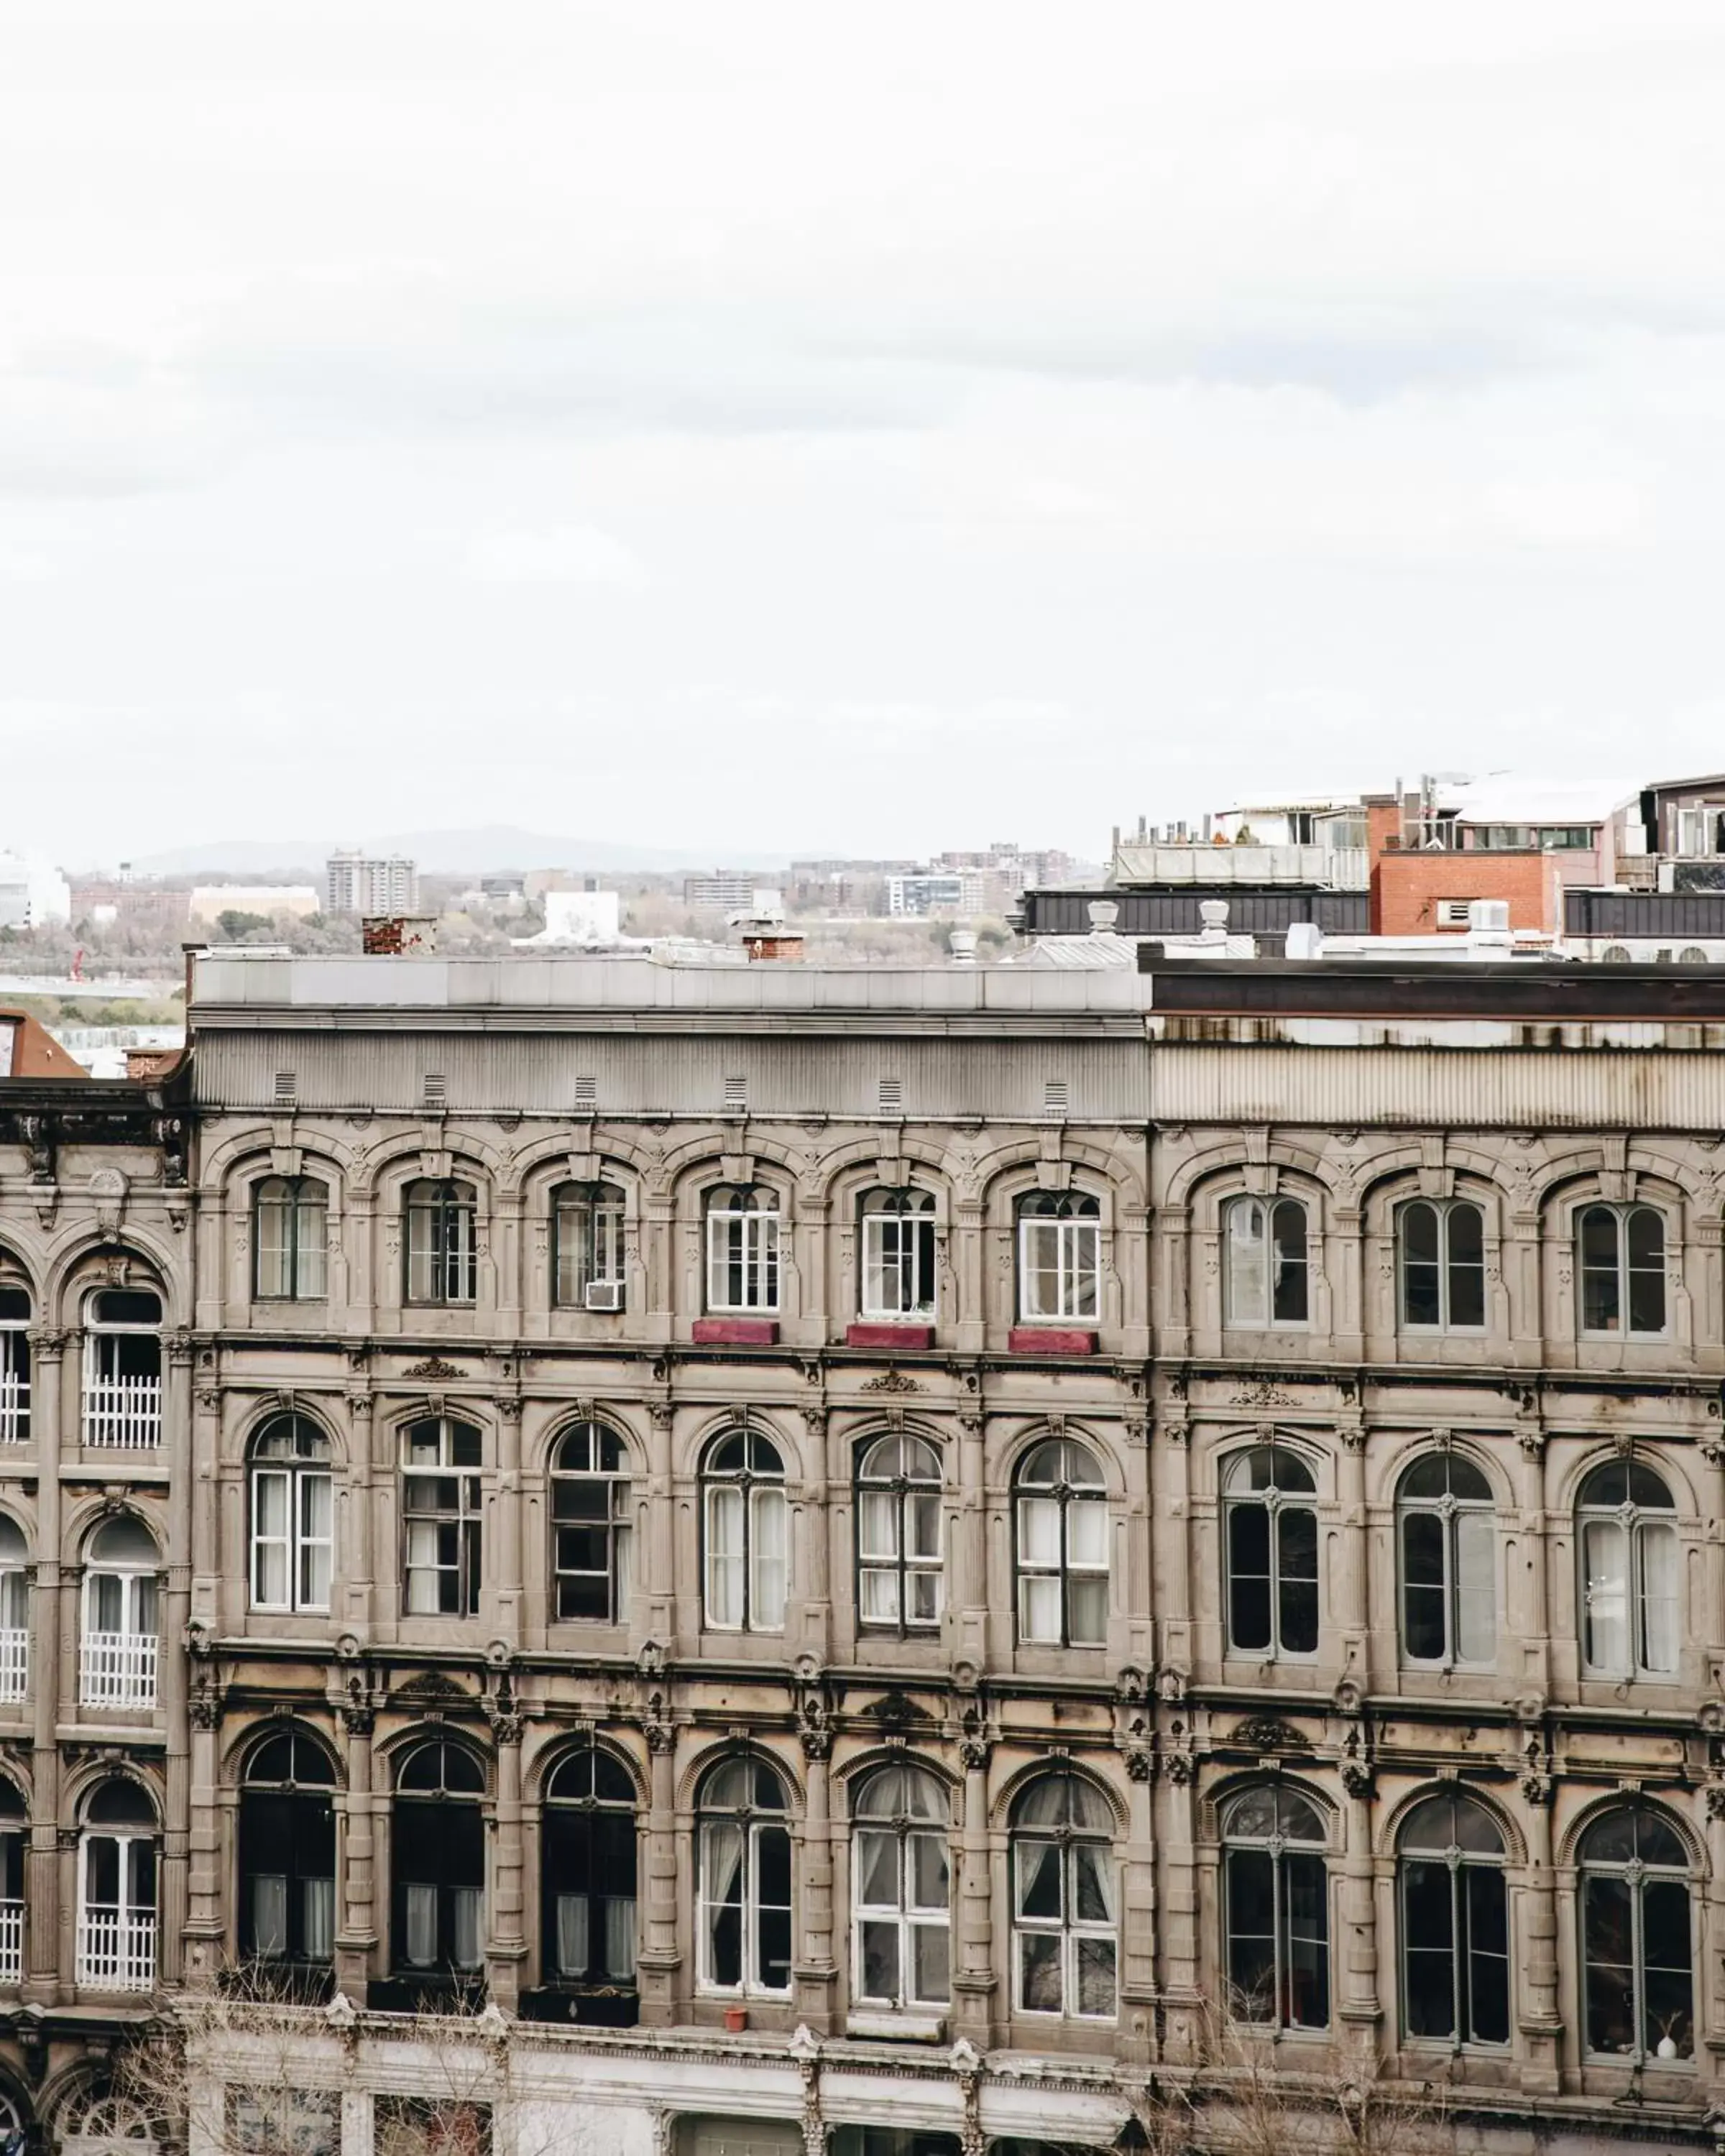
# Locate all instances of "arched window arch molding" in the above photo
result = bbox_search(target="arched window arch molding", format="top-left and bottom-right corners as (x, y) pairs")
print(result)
(221, 1718), (345, 1792)
(236, 1155), (346, 1215)
(384, 1401), (493, 1451)
(0, 1237), (43, 1296)
(1553, 1442), (1700, 1520)
(663, 1143), (799, 1211)
(1166, 1144), (1340, 1219)
(1353, 1148), (1510, 1218)
(63, 1499), (163, 1569)
(512, 1128), (658, 1198)
(60, 1761), (162, 1828)
(236, 1396), (349, 1469)
(676, 1741), (804, 1819)
(45, 1243), (177, 1332)
(1208, 1429), (1332, 1503)
(523, 1734), (648, 1810)
(532, 1409), (644, 1482)
(1556, 1792), (1707, 1877)
(1368, 1431), (1514, 1514)
(0, 1763), (34, 1817)
(840, 1411), (950, 1460)
(1542, 1173), (1688, 1233)
(374, 1726), (494, 1801)
(200, 1124), (361, 1192)
(1374, 1781), (1527, 1866)
(817, 1143), (956, 1219)
(1198, 1772), (1340, 1853)
(833, 1745), (963, 1815)
(678, 1409), (804, 1485)
(978, 1153), (1130, 1233)
(1003, 1422), (1128, 1501)
(988, 1756), (1129, 1837)
(350, 1130), (509, 1208)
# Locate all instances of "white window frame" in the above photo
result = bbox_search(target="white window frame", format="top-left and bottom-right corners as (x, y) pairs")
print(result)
(249, 1422), (334, 1615)
(1016, 1197), (1101, 1325)
(1014, 1438), (1108, 1648)
(79, 1562), (160, 1709)
(860, 1190), (937, 1320)
(80, 1290), (163, 1449)
(550, 1421), (633, 1623)
(404, 1179), (479, 1307)
(1397, 1198), (1487, 1334)
(400, 1419), (484, 1618)
(701, 1431), (787, 1634)
(1222, 1445), (1320, 1664)
(76, 1829), (157, 1991)
(1396, 1455), (1496, 1671)
(0, 1292), (29, 1444)
(1578, 1203), (1668, 1340)
(851, 1771), (952, 2012)
(696, 1773), (793, 1999)
(855, 1433), (943, 1634)
(252, 1175), (330, 1302)
(705, 1189), (781, 1314)
(1011, 1782), (1118, 2022)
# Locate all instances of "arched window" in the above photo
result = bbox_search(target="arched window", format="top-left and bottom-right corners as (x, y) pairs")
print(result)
(80, 1516), (159, 1710)
(856, 1432), (942, 1633)
(404, 1180), (478, 1307)
(1601, 944), (1632, 963)
(1223, 1786), (1329, 2031)
(1680, 946), (1708, 964)
(1016, 1192), (1100, 1325)
(249, 1416), (334, 1614)
(553, 1181), (627, 1311)
(56, 2091), (155, 2156)
(696, 1756), (791, 1997)
(401, 1418), (482, 1617)
(1578, 1204), (1667, 1337)
(1223, 1445), (1318, 1660)
(1015, 1437), (1108, 1648)
(77, 1780), (157, 1991)
(1397, 1453), (1495, 1668)
(1399, 1793), (1509, 2047)
(80, 1287), (162, 1447)
(1011, 1772), (1117, 2021)
(543, 1746), (638, 2017)
(852, 1765), (950, 2012)
(253, 1175), (330, 1301)
(1578, 1460), (1678, 1679)
(1398, 1199), (1486, 1332)
(702, 1429), (786, 1633)
(0, 1515), (28, 1703)
(860, 1189), (937, 1321)
(0, 1286), (30, 1442)
(0, 1779), (24, 1985)
(393, 1741), (485, 1978)
(240, 1729), (336, 1967)
(705, 1187), (781, 1314)
(1223, 1197), (1309, 1329)
(551, 1422), (632, 1623)
(1580, 1807), (1692, 2060)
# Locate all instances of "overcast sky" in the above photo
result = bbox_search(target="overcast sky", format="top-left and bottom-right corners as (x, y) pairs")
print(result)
(6, 1), (1725, 868)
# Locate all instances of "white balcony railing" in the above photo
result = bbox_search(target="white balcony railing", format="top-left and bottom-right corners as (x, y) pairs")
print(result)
(81, 1376), (162, 1449)
(0, 1629), (27, 1705)
(0, 1373), (26, 1445)
(77, 1908), (156, 1991)
(1110, 841), (1371, 890)
(0, 1899), (23, 1986)
(79, 1632), (157, 1710)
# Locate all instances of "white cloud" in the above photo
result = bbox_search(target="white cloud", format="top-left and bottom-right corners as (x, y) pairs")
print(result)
(461, 524), (646, 587)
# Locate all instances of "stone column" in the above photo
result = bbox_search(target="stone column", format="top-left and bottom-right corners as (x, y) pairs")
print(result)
(492, 1395), (523, 1643)
(1517, 1782), (1563, 2093)
(957, 1411), (988, 1665)
(185, 1367), (225, 1977)
(1116, 1756), (1159, 2065)
(797, 1408), (830, 1663)
(24, 1330), (63, 2000)
(344, 1391), (375, 1633)
(1336, 1427), (1369, 1690)
(1338, 1779), (1381, 2058)
(1517, 1427), (1550, 1692)
(1155, 1762), (1202, 2064)
(637, 1729), (681, 2024)
(336, 1703), (378, 1996)
(952, 1199), (985, 1357)
(486, 1707), (526, 2010)
(794, 1735), (838, 2035)
(645, 1401), (675, 1646)
(952, 1746), (996, 2046)
(158, 1332), (196, 1985)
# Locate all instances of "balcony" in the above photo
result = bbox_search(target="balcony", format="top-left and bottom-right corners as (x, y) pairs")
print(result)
(0, 1900), (22, 1986)
(0, 1373), (26, 1446)
(77, 1909), (156, 1991)
(80, 1633), (157, 1711)
(80, 1376), (162, 1449)
(1112, 842), (1370, 890)
(0, 1630), (27, 1705)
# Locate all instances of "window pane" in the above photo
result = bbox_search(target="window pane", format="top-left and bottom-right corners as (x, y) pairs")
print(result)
(909, 1831), (949, 1912)
(1067, 1496), (1107, 1569)
(1402, 1861), (1454, 2037)
(252, 1873), (288, 1958)
(1225, 1848), (1276, 2018)
(1018, 1496), (1060, 1568)
(750, 1487), (787, 1629)
(857, 1491), (898, 1562)
(1583, 1518), (1629, 1673)
(1077, 1935), (1116, 2018)
(1067, 1574), (1108, 1646)
(1629, 1256), (1667, 1335)
(1017, 1841), (1062, 1921)
(1643, 1877), (1693, 2058)
(1402, 1260), (1442, 1329)
(1286, 1853), (1330, 2028)
(912, 1921), (949, 2004)
(857, 1830), (900, 1909)
(404, 1884), (438, 1966)
(1454, 1508), (1496, 1664)
(1072, 1846), (1113, 1925)
(1019, 1930), (1062, 2013)
(1020, 1575), (1061, 1644)
(1466, 1867), (1510, 2045)
(1583, 1873), (1636, 2054)
(1401, 1511), (1447, 1662)
(702, 1823), (743, 1988)
(1225, 1204), (1267, 1327)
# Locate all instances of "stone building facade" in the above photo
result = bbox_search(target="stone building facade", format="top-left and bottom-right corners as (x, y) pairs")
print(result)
(11, 949), (1725, 2152)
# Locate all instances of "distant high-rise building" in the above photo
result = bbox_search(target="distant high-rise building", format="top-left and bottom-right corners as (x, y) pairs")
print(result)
(326, 851), (419, 916)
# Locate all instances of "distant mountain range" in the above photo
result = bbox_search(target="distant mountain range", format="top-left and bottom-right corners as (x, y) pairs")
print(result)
(127, 826), (792, 877)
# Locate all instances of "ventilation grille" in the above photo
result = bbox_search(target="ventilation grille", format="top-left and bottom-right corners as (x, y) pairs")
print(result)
(423, 1073), (448, 1108)
(722, 1074), (748, 1112)
(574, 1074), (597, 1112)
(272, 1069), (297, 1107)
(878, 1076), (903, 1115)
(1044, 1079), (1070, 1118)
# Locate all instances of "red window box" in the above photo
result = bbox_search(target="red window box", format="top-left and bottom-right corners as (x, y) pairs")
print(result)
(692, 1317), (780, 1347)
(846, 1322), (934, 1351)
(1008, 1326), (1097, 1356)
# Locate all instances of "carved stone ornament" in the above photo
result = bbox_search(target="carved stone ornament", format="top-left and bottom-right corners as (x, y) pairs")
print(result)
(402, 1355), (465, 1382)
(1231, 1376), (1294, 1409)
(1230, 1715), (1312, 1754)
(860, 1368), (922, 1394)
(866, 1688), (930, 1731)
(792, 1673), (834, 1761)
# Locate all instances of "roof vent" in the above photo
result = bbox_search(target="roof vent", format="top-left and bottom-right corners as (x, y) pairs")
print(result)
(1198, 899), (1229, 944)
(1284, 923), (1323, 962)
(574, 1074), (597, 1112)
(722, 1074), (748, 1113)
(949, 928), (978, 966)
(423, 1073), (447, 1108)
(272, 1069), (298, 1106)
(879, 1076), (903, 1116)
(1044, 1079), (1070, 1119)
(1087, 898), (1120, 934)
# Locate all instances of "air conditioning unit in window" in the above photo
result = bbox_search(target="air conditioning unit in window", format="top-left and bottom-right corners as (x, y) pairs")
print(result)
(584, 1280), (625, 1312)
